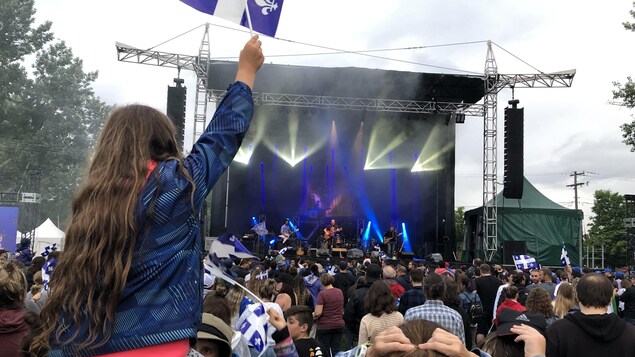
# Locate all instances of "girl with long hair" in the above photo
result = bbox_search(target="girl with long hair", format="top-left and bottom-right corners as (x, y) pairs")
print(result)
(525, 288), (558, 328)
(553, 282), (576, 318)
(358, 280), (404, 345)
(29, 36), (264, 357)
(293, 273), (314, 310)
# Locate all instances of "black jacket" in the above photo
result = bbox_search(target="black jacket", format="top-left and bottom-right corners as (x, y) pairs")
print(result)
(344, 279), (374, 332)
(333, 272), (356, 307)
(546, 311), (635, 357)
(619, 286), (635, 319)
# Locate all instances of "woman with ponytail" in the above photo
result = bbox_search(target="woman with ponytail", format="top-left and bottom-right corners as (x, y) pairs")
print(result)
(29, 36), (264, 357)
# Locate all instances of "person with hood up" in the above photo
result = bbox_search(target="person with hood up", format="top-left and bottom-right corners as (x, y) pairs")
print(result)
(547, 273), (635, 357)
(303, 263), (323, 304)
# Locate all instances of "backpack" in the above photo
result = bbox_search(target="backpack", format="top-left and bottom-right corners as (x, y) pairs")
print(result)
(461, 292), (484, 322)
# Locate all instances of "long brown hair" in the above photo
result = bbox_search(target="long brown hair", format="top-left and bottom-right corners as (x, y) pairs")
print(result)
(365, 280), (397, 317)
(525, 288), (556, 318)
(553, 283), (576, 318)
(30, 105), (194, 355)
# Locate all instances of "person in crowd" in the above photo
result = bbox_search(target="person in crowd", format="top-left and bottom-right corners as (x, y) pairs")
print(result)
(538, 267), (556, 299)
(284, 305), (330, 357)
(195, 313), (233, 357)
(303, 263), (323, 305)
(314, 273), (345, 354)
(404, 273), (466, 345)
(383, 265), (405, 299)
(396, 265), (412, 292)
(333, 260), (356, 308)
(28, 36), (264, 356)
(553, 282), (576, 319)
(274, 271), (297, 309)
(618, 275), (635, 325)
(525, 288), (558, 328)
(225, 278), (246, 328)
(345, 263), (382, 348)
(399, 267), (426, 316)
(547, 273), (635, 356)
(482, 309), (546, 357)
(359, 280), (404, 345)
(202, 295), (250, 357)
(467, 258), (481, 278)
(526, 268), (541, 292)
(293, 274), (314, 311)
(24, 256), (45, 291)
(0, 260), (32, 357)
(441, 275), (472, 349)
(491, 271), (511, 322)
(494, 286), (525, 326)
(474, 264), (502, 343)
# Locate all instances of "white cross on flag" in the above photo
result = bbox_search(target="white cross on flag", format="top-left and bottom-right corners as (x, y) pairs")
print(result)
(513, 254), (539, 270)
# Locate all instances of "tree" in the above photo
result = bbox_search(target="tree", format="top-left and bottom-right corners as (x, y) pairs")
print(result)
(0, 0), (109, 233)
(587, 190), (628, 268)
(612, 2), (635, 151)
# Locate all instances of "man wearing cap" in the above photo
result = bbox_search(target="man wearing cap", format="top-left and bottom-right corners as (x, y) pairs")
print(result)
(547, 273), (635, 356)
(196, 313), (233, 357)
(344, 263), (382, 348)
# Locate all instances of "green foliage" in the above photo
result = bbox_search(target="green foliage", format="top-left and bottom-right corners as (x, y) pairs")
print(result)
(587, 190), (629, 267)
(613, 3), (635, 152)
(0, 0), (110, 231)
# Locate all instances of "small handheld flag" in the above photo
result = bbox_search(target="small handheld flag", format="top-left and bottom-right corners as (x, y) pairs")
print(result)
(513, 254), (539, 270)
(560, 243), (571, 266)
(180, 0), (284, 37)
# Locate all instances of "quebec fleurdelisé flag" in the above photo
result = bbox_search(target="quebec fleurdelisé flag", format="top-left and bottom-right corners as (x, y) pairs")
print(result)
(513, 254), (539, 270)
(180, 0), (284, 37)
(560, 243), (571, 266)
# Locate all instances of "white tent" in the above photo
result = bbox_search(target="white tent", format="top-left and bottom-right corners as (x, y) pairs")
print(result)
(32, 218), (65, 254)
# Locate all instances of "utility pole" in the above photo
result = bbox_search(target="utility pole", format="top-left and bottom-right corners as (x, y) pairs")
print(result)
(567, 171), (586, 266)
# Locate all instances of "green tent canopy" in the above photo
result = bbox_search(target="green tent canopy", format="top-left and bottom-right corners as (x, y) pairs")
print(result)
(463, 177), (583, 266)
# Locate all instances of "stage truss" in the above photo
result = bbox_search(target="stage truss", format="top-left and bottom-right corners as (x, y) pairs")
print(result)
(116, 27), (575, 261)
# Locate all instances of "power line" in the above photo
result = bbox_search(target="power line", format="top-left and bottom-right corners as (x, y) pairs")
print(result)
(205, 22), (484, 75)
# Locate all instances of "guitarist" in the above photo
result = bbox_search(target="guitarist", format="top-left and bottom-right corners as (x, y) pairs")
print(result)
(279, 219), (294, 245)
(323, 219), (343, 248)
(383, 225), (402, 258)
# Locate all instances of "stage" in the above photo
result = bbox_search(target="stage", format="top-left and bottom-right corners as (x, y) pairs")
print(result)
(207, 61), (484, 260)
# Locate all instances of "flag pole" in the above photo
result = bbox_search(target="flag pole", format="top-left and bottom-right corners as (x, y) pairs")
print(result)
(243, 0), (254, 37)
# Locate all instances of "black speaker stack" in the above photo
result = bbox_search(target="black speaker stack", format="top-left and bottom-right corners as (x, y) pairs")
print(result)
(504, 100), (524, 199)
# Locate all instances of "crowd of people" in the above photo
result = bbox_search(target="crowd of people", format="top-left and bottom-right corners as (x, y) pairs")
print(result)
(1, 35), (635, 357)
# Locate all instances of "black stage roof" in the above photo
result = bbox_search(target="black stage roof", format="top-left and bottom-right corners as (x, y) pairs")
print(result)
(207, 61), (485, 105)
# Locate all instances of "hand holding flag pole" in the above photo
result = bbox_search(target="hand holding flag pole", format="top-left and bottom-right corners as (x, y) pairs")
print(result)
(243, 0), (254, 37)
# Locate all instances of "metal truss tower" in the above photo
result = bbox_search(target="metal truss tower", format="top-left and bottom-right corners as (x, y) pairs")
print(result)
(483, 41), (498, 261)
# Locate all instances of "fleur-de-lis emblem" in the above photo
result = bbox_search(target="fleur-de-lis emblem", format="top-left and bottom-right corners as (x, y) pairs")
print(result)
(255, 0), (279, 15)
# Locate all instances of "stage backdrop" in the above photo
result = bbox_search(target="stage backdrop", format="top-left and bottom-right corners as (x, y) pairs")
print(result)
(206, 62), (485, 258)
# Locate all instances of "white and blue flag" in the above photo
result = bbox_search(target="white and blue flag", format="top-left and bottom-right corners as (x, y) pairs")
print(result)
(180, 0), (284, 37)
(513, 254), (539, 270)
(561, 243), (571, 266)
(238, 303), (270, 355)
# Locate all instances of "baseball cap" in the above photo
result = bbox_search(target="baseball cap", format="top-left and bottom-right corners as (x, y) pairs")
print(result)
(496, 309), (546, 336)
(274, 271), (293, 286)
(197, 313), (233, 357)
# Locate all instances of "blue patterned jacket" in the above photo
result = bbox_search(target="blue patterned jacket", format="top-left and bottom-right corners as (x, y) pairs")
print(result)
(50, 81), (254, 356)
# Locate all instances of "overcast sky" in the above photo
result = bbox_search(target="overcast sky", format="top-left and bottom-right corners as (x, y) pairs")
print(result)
(33, 0), (635, 229)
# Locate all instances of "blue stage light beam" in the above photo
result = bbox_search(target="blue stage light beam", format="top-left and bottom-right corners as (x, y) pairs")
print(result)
(362, 221), (371, 247)
(402, 222), (413, 253)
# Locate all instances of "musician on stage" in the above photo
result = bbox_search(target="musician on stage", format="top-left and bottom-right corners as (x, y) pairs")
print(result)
(279, 219), (294, 246)
(323, 219), (343, 248)
(383, 225), (401, 258)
